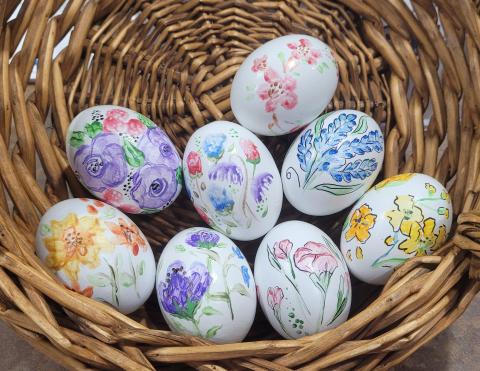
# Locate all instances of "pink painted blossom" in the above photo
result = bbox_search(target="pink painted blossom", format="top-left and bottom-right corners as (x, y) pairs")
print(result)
(287, 38), (321, 65)
(267, 286), (284, 310)
(257, 68), (298, 112)
(273, 239), (293, 260)
(103, 109), (146, 136)
(293, 241), (338, 274)
(251, 55), (268, 72)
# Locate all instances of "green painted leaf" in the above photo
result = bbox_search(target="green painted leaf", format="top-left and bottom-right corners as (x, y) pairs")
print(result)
(207, 292), (229, 302)
(226, 226), (232, 235)
(277, 51), (285, 63)
(225, 221), (237, 228)
(176, 166), (183, 184)
(88, 273), (110, 287)
(267, 246), (282, 271)
(261, 205), (268, 218)
(123, 138), (145, 167)
(175, 244), (186, 252)
(85, 121), (103, 138)
(137, 260), (145, 276)
(137, 113), (156, 128)
(352, 116), (368, 134)
(115, 254), (123, 271)
(314, 112), (332, 136)
(40, 224), (51, 236)
(231, 283), (249, 297)
(196, 249), (220, 262)
(312, 183), (363, 196)
(120, 272), (135, 287)
(372, 257), (408, 268)
(69, 131), (85, 148)
(206, 325), (222, 339)
(202, 306), (221, 316)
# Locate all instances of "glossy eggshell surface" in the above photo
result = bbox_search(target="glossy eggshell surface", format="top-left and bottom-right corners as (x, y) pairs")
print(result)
(281, 110), (384, 216)
(340, 173), (453, 285)
(254, 221), (351, 339)
(156, 227), (256, 343)
(66, 105), (182, 214)
(35, 198), (156, 314)
(183, 121), (283, 241)
(231, 34), (338, 136)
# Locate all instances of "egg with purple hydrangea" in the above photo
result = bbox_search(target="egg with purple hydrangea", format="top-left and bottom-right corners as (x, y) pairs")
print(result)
(66, 105), (182, 214)
(156, 227), (256, 343)
(183, 121), (283, 241)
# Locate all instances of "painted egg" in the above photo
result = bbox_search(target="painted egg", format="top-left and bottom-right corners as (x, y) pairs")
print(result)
(231, 34), (338, 136)
(66, 105), (182, 214)
(255, 221), (351, 339)
(156, 227), (256, 343)
(35, 198), (156, 314)
(183, 121), (283, 241)
(340, 173), (453, 285)
(281, 110), (384, 216)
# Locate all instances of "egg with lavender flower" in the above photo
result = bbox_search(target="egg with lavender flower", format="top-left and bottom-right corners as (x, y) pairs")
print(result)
(66, 105), (182, 214)
(183, 121), (283, 241)
(255, 221), (351, 339)
(156, 227), (256, 343)
(231, 34), (338, 136)
(340, 173), (453, 285)
(281, 110), (384, 216)
(36, 198), (156, 314)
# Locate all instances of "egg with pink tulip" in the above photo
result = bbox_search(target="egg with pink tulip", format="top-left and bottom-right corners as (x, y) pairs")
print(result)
(254, 221), (351, 339)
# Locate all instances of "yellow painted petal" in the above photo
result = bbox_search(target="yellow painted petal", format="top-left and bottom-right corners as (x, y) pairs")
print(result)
(355, 227), (371, 243)
(411, 205), (424, 223)
(356, 246), (364, 260)
(363, 213), (377, 228)
(445, 208), (450, 219)
(395, 195), (415, 211)
(359, 204), (373, 217)
(345, 227), (357, 242)
(423, 218), (436, 238)
(434, 225), (447, 249)
(386, 210), (404, 231)
(385, 236), (395, 246)
(398, 237), (419, 254)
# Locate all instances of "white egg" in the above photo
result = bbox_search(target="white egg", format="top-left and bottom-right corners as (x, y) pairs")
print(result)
(183, 121), (283, 241)
(281, 110), (384, 216)
(35, 198), (156, 314)
(340, 173), (453, 285)
(231, 34), (338, 136)
(156, 227), (256, 343)
(66, 105), (182, 214)
(255, 221), (351, 339)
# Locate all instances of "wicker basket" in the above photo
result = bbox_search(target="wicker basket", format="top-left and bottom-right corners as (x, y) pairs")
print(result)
(1, 0), (480, 369)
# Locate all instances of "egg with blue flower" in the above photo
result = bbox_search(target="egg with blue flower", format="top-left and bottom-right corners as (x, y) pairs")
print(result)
(183, 121), (283, 241)
(66, 105), (182, 214)
(156, 227), (256, 343)
(281, 109), (384, 216)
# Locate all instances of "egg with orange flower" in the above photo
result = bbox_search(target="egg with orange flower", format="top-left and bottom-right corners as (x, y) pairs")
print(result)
(340, 173), (453, 285)
(35, 198), (156, 314)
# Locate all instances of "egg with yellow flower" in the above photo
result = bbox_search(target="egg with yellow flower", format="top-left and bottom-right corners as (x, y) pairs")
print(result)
(340, 173), (452, 285)
(35, 198), (156, 314)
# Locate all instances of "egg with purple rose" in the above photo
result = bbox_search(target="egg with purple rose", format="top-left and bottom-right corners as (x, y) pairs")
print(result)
(156, 227), (256, 343)
(66, 105), (182, 214)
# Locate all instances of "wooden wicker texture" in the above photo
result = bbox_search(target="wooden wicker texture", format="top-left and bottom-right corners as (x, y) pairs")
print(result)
(0, 0), (480, 369)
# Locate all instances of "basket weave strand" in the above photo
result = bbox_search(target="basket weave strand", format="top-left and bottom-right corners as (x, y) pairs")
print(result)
(0, 0), (480, 370)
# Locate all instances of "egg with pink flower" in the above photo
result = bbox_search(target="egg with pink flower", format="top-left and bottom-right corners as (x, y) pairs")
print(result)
(254, 221), (351, 339)
(231, 34), (338, 136)
(66, 105), (182, 214)
(183, 121), (283, 241)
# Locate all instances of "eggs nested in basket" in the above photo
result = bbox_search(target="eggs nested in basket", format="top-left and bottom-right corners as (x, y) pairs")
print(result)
(156, 227), (256, 343)
(66, 105), (182, 214)
(231, 34), (338, 136)
(183, 121), (283, 241)
(340, 173), (453, 285)
(35, 198), (156, 314)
